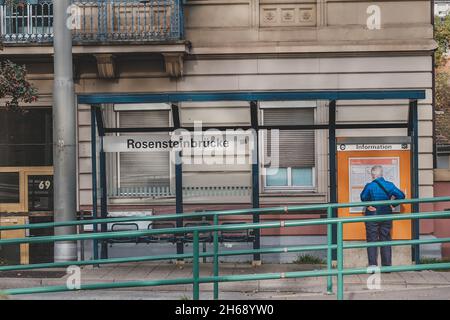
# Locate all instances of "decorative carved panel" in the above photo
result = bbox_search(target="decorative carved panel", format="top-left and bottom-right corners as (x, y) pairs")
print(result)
(260, 2), (317, 27)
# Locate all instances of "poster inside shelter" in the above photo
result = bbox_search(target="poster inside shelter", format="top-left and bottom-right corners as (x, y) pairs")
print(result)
(349, 157), (400, 213)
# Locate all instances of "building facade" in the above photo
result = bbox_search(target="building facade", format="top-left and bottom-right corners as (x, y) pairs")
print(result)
(0, 1), (441, 262)
(436, 0), (450, 18)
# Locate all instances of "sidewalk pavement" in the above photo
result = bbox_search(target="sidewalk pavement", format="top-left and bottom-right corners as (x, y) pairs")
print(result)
(1, 262), (450, 300)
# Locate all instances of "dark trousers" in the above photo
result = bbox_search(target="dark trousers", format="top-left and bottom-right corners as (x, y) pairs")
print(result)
(364, 220), (392, 266)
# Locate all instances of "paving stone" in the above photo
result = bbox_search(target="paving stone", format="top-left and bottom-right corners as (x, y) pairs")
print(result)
(3, 263), (450, 299)
(437, 271), (450, 282)
(398, 271), (432, 285)
(416, 270), (450, 285)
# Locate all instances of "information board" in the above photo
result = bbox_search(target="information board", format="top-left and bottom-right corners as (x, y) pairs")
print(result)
(337, 142), (412, 240)
(348, 157), (400, 213)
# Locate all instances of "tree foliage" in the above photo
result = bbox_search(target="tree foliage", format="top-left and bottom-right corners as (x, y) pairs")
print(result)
(434, 15), (450, 145)
(435, 15), (450, 67)
(435, 15), (450, 111)
(0, 60), (37, 111)
(436, 70), (450, 110)
(0, 2), (37, 111)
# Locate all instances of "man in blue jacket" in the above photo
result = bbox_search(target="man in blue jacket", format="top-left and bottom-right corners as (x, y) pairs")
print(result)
(360, 165), (405, 267)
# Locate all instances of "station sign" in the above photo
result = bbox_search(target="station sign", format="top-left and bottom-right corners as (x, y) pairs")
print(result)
(102, 132), (253, 153)
(337, 143), (410, 152)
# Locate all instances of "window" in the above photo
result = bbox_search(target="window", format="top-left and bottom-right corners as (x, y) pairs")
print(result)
(2, 0), (53, 36)
(437, 153), (450, 169)
(0, 172), (20, 203)
(0, 108), (53, 167)
(266, 167), (314, 187)
(263, 107), (315, 190)
(117, 109), (171, 194)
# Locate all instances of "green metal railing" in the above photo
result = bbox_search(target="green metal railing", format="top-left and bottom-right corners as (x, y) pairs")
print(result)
(1, 196), (450, 300)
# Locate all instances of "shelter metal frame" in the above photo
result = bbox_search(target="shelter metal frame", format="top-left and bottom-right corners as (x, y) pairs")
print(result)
(79, 90), (425, 262)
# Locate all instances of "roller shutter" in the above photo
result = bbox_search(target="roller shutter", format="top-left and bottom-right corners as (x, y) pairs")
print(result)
(264, 108), (315, 168)
(119, 110), (170, 188)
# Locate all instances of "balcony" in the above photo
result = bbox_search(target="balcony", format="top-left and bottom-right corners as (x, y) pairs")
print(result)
(0, 0), (184, 44)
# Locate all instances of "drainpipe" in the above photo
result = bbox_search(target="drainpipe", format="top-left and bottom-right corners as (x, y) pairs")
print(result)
(53, 0), (78, 262)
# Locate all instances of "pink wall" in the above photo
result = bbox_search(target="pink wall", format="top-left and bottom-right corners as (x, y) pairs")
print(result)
(434, 182), (450, 258)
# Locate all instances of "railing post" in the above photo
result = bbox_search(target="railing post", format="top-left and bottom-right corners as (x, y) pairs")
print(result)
(177, 0), (184, 39)
(0, 5), (4, 37)
(99, 134), (108, 259)
(97, 0), (102, 40)
(326, 206), (333, 294)
(193, 230), (200, 300)
(79, 211), (85, 261)
(337, 221), (344, 300)
(27, 3), (32, 36)
(175, 151), (184, 261)
(213, 214), (219, 300)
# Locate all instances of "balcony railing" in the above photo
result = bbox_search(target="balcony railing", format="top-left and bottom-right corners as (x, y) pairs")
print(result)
(0, 0), (183, 44)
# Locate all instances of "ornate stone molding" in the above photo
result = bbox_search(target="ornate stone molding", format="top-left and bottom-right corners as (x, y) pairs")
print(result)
(94, 54), (116, 79)
(260, 1), (317, 27)
(163, 53), (184, 78)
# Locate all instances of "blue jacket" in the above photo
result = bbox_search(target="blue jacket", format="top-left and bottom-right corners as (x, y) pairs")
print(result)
(360, 177), (405, 215)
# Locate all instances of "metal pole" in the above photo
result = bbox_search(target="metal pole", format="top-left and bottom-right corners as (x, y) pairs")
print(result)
(337, 221), (344, 300)
(410, 100), (420, 263)
(175, 151), (184, 259)
(250, 101), (261, 264)
(193, 231), (200, 300)
(79, 211), (85, 261)
(99, 139), (108, 259)
(326, 206), (333, 294)
(328, 100), (338, 261)
(53, 0), (78, 262)
(213, 214), (219, 300)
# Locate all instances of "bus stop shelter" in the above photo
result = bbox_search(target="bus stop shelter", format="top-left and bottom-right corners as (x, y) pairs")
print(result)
(78, 89), (426, 263)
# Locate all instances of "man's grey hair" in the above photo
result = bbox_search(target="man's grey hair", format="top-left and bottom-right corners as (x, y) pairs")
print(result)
(371, 165), (384, 178)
